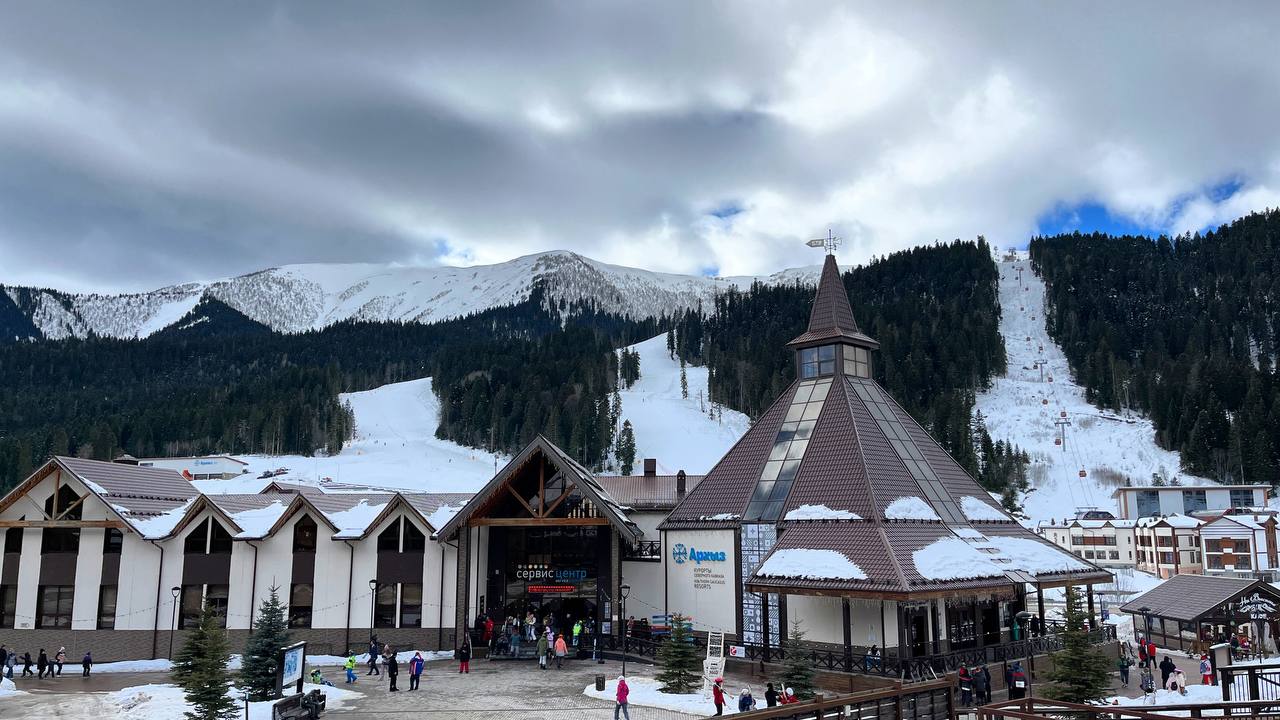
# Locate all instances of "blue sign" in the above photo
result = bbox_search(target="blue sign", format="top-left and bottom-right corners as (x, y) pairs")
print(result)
(672, 543), (725, 565)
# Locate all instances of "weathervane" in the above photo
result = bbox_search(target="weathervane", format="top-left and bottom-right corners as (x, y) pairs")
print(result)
(805, 228), (840, 255)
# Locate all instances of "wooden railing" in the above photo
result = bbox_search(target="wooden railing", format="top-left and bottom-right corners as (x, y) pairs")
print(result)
(975, 697), (1280, 718)
(727, 676), (955, 720)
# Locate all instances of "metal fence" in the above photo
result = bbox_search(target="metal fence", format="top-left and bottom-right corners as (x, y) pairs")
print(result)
(1221, 661), (1280, 702)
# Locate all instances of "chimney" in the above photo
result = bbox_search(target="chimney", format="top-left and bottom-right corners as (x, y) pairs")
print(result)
(676, 470), (687, 498)
(643, 459), (657, 477)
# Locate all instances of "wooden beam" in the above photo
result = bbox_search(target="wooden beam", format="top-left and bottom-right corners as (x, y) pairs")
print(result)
(541, 482), (577, 518)
(470, 517), (610, 527)
(0, 519), (126, 529)
(55, 493), (88, 521)
(505, 486), (539, 518)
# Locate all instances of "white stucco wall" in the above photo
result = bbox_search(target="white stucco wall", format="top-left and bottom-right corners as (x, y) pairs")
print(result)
(663, 529), (737, 635)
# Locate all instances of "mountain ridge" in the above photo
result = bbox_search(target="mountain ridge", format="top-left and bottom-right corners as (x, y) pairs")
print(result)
(2, 250), (827, 341)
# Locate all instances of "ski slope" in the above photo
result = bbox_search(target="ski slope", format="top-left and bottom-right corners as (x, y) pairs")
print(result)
(975, 254), (1207, 524)
(194, 377), (505, 495)
(614, 334), (752, 475)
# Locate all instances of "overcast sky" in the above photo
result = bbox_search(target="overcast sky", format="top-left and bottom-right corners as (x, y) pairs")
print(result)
(2, 2), (1279, 292)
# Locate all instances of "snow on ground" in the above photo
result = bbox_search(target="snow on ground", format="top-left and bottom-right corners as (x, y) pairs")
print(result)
(0, 677), (21, 697)
(1110, 682), (1221, 708)
(93, 656), (244, 673)
(976, 254), (1208, 525)
(195, 377), (506, 495)
(613, 334), (751, 475)
(585, 676), (737, 716)
(109, 682), (360, 720)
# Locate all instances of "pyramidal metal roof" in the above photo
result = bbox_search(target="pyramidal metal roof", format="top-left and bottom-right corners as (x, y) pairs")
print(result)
(662, 254), (1111, 596)
(787, 254), (879, 349)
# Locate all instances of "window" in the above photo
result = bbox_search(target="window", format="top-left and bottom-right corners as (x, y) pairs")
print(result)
(97, 586), (117, 629)
(0, 585), (15, 628)
(1157, 536), (1173, 547)
(1136, 491), (1160, 517)
(289, 584), (313, 628)
(3, 527), (21, 554)
(1236, 555), (1253, 570)
(1109, 551), (1120, 559)
(36, 585), (74, 629)
(1231, 489), (1257, 507)
(1071, 535), (1085, 546)
(180, 585), (203, 629)
(400, 584), (423, 628)
(843, 346), (871, 378)
(1205, 539), (1221, 552)
(1083, 550), (1094, 559)
(378, 522), (400, 553)
(208, 523), (232, 554)
(799, 345), (836, 378)
(744, 378), (831, 522)
(184, 520), (209, 554)
(374, 584), (396, 628)
(1182, 490), (1207, 513)
(1207, 555), (1225, 570)
(103, 528), (123, 554)
(402, 522), (425, 552)
(1159, 552), (1174, 565)
(292, 516), (317, 553)
(41, 527), (79, 554)
(43, 485), (82, 520)
(206, 585), (229, 626)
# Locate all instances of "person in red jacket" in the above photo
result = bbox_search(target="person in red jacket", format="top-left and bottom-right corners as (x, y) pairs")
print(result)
(615, 676), (630, 720)
(1146, 639), (1158, 667)
(712, 677), (726, 715)
(780, 687), (799, 704)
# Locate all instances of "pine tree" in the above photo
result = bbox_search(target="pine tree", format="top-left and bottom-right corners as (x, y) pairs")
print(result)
(680, 359), (689, 400)
(1043, 586), (1111, 703)
(616, 420), (636, 475)
(240, 586), (291, 701)
(656, 613), (700, 694)
(667, 328), (676, 359)
(173, 603), (237, 720)
(781, 620), (816, 699)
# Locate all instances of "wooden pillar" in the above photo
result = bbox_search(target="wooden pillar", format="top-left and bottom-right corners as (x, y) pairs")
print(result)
(762, 592), (771, 663)
(842, 598), (853, 672)
(454, 524), (470, 647)
(1036, 583), (1046, 633)
(611, 529), (622, 639)
(1087, 585), (1096, 628)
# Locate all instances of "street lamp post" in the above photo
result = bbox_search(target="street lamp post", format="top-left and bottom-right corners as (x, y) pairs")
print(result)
(620, 583), (631, 677)
(169, 586), (181, 659)
(368, 579), (378, 650)
(1016, 610), (1033, 698)
(1138, 605), (1152, 659)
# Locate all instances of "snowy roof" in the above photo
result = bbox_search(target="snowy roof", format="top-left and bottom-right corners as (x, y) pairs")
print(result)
(1121, 574), (1280, 622)
(756, 548), (867, 581)
(1136, 514), (1203, 529)
(1113, 484), (1267, 497)
(327, 500), (390, 539)
(960, 496), (1010, 522)
(884, 496), (940, 522)
(784, 504), (862, 521)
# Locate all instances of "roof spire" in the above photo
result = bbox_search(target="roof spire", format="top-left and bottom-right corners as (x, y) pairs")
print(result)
(787, 235), (877, 348)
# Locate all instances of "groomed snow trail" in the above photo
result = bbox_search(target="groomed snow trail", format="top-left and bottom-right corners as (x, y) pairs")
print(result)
(975, 254), (1206, 524)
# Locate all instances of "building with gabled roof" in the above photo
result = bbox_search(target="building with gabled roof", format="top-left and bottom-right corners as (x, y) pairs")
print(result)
(659, 253), (1111, 674)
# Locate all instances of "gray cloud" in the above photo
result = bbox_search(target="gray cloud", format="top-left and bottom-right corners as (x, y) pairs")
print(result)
(1, 2), (1279, 291)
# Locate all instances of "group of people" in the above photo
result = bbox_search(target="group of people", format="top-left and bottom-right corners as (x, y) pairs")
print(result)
(708, 677), (799, 715)
(0, 645), (92, 680)
(957, 664), (997, 705)
(351, 637), (427, 692)
(480, 611), (595, 659)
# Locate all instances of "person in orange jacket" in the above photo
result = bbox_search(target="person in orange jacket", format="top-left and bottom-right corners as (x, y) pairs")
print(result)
(553, 634), (568, 669)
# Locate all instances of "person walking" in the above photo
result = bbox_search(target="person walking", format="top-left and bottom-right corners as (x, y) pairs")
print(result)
(572, 620), (583, 649)
(21, 651), (33, 677)
(554, 633), (568, 669)
(1159, 655), (1176, 689)
(1199, 654), (1213, 686)
(367, 638), (381, 676)
(765, 682), (779, 708)
(958, 666), (973, 706)
(536, 632), (549, 670)
(972, 665), (990, 705)
(1117, 654), (1132, 687)
(81, 651), (92, 677)
(1169, 668), (1186, 695)
(1145, 639), (1157, 667)
(55, 646), (66, 676)
(1137, 639), (1149, 669)
(484, 616), (495, 655)
(344, 654), (358, 684)
(459, 637), (472, 674)
(1140, 667), (1155, 703)
(711, 677), (726, 716)
(1007, 661), (1027, 700)
(386, 653), (399, 692)
(738, 686), (756, 712)
(3, 646), (13, 680)
(408, 652), (424, 691)
(615, 676), (631, 720)
(36, 648), (48, 679)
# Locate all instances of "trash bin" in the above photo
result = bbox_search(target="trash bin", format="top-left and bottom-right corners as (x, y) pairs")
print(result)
(595, 674), (606, 692)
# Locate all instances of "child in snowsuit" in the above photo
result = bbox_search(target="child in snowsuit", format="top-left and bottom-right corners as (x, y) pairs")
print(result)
(344, 654), (358, 683)
(1200, 654), (1213, 686)
(459, 638), (472, 674)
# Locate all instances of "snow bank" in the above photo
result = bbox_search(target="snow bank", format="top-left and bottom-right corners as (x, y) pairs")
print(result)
(756, 548), (867, 580)
(961, 496), (1008, 522)
(425, 503), (464, 531)
(230, 501), (289, 538)
(109, 682), (360, 720)
(93, 659), (174, 673)
(913, 538), (1004, 580)
(584, 676), (739, 716)
(784, 504), (862, 521)
(328, 500), (388, 538)
(884, 496), (940, 521)
(0, 676), (22, 697)
(1110, 683), (1220, 707)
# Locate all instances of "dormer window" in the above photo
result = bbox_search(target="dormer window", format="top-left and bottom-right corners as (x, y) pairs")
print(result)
(844, 346), (871, 378)
(799, 345), (835, 378)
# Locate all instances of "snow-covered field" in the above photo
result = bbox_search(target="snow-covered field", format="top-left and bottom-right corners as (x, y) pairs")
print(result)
(195, 377), (505, 495)
(585, 676), (738, 716)
(109, 682), (360, 720)
(976, 254), (1206, 524)
(614, 335), (751, 475)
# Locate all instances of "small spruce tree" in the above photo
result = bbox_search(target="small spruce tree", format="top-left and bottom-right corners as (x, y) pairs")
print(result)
(1043, 586), (1112, 703)
(173, 603), (237, 720)
(680, 360), (689, 400)
(616, 420), (636, 475)
(782, 619), (816, 699)
(656, 613), (701, 694)
(240, 585), (291, 701)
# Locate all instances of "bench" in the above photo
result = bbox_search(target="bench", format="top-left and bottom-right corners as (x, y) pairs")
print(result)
(272, 689), (326, 720)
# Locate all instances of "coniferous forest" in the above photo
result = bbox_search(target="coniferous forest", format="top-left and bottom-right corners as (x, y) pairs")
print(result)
(1031, 209), (1280, 483)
